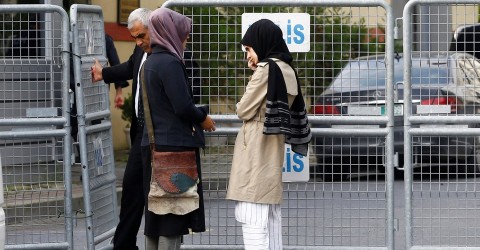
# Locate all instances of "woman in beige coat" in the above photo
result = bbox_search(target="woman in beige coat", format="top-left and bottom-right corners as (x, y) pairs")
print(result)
(226, 19), (311, 250)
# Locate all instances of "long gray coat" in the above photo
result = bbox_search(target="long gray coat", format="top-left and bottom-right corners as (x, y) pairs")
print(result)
(226, 59), (298, 205)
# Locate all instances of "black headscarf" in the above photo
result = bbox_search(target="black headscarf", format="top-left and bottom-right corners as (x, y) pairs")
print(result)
(240, 19), (292, 63)
(241, 19), (311, 156)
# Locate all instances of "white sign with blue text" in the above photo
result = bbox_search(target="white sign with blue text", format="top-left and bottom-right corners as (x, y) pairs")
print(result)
(241, 13), (311, 52)
(282, 144), (309, 182)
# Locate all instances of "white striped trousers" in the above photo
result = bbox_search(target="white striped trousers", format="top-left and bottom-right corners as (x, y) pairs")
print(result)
(235, 201), (283, 250)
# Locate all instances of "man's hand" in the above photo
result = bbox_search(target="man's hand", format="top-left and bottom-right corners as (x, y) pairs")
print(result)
(91, 58), (104, 82)
(201, 116), (216, 132)
(114, 87), (124, 108)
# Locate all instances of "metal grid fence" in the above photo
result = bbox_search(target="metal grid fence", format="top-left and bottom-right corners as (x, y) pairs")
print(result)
(70, 4), (118, 250)
(0, 4), (73, 250)
(403, 1), (480, 249)
(165, 0), (395, 249)
(5, 1), (480, 249)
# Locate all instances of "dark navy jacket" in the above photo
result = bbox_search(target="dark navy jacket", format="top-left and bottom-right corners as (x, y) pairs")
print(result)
(140, 46), (206, 148)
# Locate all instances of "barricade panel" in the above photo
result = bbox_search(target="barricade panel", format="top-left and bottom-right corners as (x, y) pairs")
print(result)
(3, 137), (68, 246)
(0, 4), (73, 249)
(70, 4), (118, 249)
(165, 1), (395, 249)
(403, 1), (480, 249)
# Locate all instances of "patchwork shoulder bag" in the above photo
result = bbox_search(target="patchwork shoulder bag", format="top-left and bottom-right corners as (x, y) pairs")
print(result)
(141, 66), (199, 215)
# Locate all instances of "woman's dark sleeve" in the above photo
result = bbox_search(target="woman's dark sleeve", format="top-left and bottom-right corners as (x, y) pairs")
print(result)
(160, 60), (206, 124)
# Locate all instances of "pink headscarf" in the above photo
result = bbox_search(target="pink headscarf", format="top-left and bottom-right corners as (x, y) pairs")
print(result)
(148, 7), (192, 62)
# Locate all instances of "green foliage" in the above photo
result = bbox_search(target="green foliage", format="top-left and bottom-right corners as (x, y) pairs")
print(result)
(120, 94), (133, 126)
(173, 6), (386, 104)
(299, 7), (385, 97)
(178, 6), (247, 103)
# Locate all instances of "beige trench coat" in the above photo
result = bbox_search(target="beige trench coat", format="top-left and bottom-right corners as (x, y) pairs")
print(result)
(226, 58), (298, 205)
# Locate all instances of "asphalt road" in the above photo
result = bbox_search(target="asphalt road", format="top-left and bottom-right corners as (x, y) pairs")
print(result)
(7, 151), (480, 249)
(68, 175), (480, 250)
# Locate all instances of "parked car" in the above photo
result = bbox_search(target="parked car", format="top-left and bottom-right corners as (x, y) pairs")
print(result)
(311, 52), (480, 181)
(449, 24), (480, 59)
(0, 157), (4, 248)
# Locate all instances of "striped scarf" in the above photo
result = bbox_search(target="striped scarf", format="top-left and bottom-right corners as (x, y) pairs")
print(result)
(263, 59), (311, 156)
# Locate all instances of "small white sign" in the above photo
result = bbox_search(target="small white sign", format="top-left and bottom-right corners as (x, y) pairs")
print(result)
(242, 13), (311, 52)
(348, 106), (382, 116)
(416, 105), (451, 114)
(93, 137), (105, 175)
(282, 144), (309, 182)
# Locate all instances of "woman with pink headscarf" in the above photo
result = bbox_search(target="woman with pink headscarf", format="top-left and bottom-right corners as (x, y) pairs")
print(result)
(140, 7), (215, 250)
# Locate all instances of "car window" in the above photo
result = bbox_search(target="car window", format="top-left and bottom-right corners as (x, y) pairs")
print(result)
(330, 60), (387, 89)
(411, 67), (449, 85)
(411, 57), (450, 85)
(330, 57), (449, 90)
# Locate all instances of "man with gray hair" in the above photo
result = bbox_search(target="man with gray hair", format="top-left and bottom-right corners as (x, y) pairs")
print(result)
(91, 7), (152, 250)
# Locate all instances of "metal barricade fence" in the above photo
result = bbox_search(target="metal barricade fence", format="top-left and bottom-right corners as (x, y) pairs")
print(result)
(403, 1), (480, 249)
(6, 1), (480, 249)
(163, 0), (395, 249)
(0, 4), (73, 250)
(70, 4), (118, 250)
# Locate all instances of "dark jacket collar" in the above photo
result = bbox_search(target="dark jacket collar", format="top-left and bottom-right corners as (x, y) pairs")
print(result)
(151, 46), (170, 54)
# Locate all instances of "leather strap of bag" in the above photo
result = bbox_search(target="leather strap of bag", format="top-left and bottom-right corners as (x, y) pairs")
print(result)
(140, 65), (156, 153)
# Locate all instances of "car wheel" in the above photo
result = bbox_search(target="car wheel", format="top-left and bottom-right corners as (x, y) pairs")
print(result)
(322, 164), (346, 182)
(311, 158), (347, 182)
(465, 154), (480, 176)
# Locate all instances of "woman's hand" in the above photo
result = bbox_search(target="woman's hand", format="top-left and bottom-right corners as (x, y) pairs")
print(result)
(248, 59), (257, 71)
(201, 116), (216, 132)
